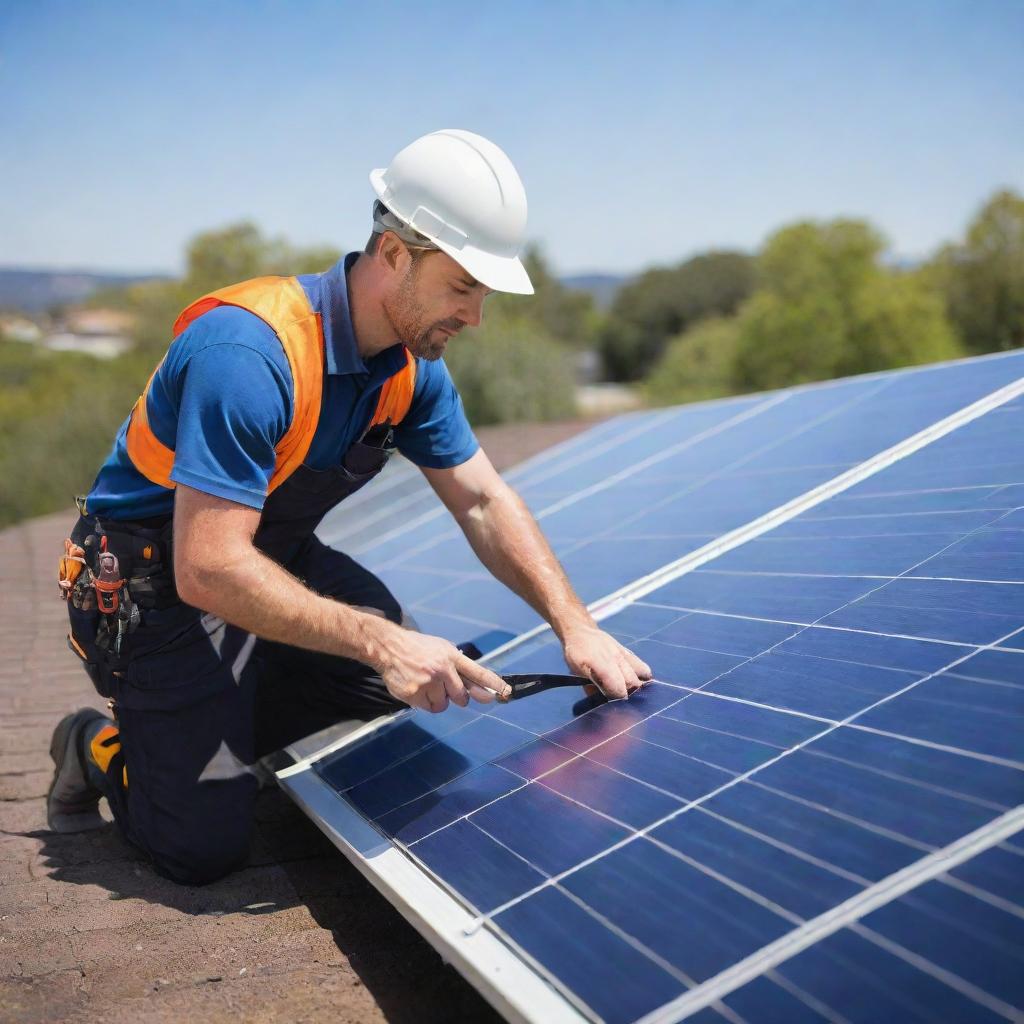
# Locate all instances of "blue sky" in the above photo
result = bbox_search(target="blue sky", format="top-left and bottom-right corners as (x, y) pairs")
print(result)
(1, 0), (1021, 277)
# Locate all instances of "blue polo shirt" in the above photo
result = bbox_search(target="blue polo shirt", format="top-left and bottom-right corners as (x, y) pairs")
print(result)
(85, 252), (479, 520)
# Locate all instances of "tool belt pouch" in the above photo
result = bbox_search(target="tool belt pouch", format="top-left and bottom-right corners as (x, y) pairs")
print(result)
(60, 515), (178, 692)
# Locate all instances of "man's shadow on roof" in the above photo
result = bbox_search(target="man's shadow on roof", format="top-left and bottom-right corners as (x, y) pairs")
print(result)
(12, 755), (502, 1022)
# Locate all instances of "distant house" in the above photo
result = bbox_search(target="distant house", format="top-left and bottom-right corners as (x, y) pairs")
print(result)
(65, 308), (135, 336)
(0, 314), (43, 342)
(44, 306), (136, 359)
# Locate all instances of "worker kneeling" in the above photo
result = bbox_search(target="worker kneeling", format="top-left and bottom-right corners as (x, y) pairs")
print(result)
(48, 130), (651, 886)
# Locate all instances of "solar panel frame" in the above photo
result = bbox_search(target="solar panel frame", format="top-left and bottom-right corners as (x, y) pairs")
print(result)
(278, 353), (1024, 1024)
(280, 757), (592, 1024)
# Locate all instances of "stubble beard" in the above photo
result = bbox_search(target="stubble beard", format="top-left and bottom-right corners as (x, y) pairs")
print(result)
(385, 267), (448, 362)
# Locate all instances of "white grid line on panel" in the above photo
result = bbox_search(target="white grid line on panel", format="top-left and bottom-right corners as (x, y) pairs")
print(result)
(377, 389), (802, 571)
(693, 569), (1024, 584)
(801, 506), (1019, 522)
(848, 923), (1023, 1024)
(939, 874), (1024, 921)
(482, 378), (1024, 672)
(351, 405), (689, 557)
(657, 682), (1024, 772)
(633, 807), (1024, 1024)
(470, 601), (1024, 929)
(636, 599), (1024, 654)
(325, 412), (658, 547)
(290, 363), (1024, 1024)
(763, 968), (854, 1024)
(395, 496), (1024, 954)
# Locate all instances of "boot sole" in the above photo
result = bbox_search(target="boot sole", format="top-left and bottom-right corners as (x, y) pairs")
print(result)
(47, 709), (107, 833)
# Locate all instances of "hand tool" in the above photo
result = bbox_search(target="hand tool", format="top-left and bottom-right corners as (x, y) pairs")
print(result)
(495, 673), (593, 702)
(92, 537), (125, 615)
(58, 538), (88, 600)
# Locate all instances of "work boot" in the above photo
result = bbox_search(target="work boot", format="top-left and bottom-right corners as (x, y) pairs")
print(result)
(47, 708), (108, 833)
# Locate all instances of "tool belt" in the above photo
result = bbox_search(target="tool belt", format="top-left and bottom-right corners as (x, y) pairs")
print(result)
(59, 511), (179, 659)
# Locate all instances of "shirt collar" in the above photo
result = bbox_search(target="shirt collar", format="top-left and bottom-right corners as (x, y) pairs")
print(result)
(315, 252), (407, 379)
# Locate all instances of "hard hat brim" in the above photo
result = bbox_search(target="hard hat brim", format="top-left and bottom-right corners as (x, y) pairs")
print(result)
(369, 167), (534, 295)
(433, 238), (535, 296)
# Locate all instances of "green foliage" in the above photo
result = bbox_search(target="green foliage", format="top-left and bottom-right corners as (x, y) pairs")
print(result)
(600, 251), (755, 381)
(0, 221), (346, 528)
(116, 279), (195, 359)
(845, 271), (961, 373)
(927, 189), (1024, 353)
(645, 317), (742, 405)
(444, 314), (577, 425)
(731, 220), (962, 392)
(1, 223), (591, 527)
(443, 244), (586, 424)
(12, 189), (1005, 529)
(646, 218), (963, 405)
(183, 222), (343, 294)
(756, 219), (883, 302)
(0, 340), (151, 528)
(99, 222), (343, 360)
(487, 244), (599, 348)
(731, 290), (847, 390)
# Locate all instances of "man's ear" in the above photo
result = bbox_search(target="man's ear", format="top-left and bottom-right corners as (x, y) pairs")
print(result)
(378, 232), (406, 275)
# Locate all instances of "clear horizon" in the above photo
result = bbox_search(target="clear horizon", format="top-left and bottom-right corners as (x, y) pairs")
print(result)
(2, 0), (1021, 278)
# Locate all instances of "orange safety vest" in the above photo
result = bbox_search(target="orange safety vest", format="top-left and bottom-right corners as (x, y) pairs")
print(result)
(124, 275), (417, 495)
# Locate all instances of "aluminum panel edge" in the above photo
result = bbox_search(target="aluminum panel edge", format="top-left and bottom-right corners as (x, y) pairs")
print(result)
(277, 765), (588, 1024)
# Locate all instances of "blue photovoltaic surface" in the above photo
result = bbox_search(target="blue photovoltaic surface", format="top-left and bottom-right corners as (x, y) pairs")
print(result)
(323, 352), (1024, 651)
(304, 356), (1024, 1024)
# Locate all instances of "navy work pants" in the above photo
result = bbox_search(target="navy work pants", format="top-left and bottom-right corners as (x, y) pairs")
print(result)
(68, 534), (405, 885)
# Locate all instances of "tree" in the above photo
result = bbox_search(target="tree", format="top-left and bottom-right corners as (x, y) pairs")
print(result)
(928, 189), (1024, 353)
(184, 222), (342, 294)
(731, 219), (961, 392)
(843, 271), (961, 374)
(443, 311), (577, 425)
(600, 251), (755, 381)
(103, 223), (343, 359)
(731, 290), (848, 390)
(487, 243), (599, 349)
(0, 340), (154, 527)
(645, 316), (742, 405)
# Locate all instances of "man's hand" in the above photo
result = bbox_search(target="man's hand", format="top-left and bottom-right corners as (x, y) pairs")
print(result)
(423, 454), (655, 701)
(562, 625), (653, 700)
(378, 628), (512, 713)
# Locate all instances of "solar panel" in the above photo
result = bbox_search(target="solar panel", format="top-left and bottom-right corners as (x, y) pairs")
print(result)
(329, 352), (1024, 651)
(280, 352), (1024, 1024)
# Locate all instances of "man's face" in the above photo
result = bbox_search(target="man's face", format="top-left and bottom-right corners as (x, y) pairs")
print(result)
(382, 246), (493, 361)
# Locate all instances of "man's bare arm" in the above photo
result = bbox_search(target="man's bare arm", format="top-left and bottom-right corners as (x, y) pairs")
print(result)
(422, 450), (651, 698)
(171, 484), (508, 711)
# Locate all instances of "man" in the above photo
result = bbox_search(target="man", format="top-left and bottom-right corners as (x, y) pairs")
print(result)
(49, 129), (651, 886)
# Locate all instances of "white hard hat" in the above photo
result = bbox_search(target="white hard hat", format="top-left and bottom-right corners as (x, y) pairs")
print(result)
(370, 129), (534, 295)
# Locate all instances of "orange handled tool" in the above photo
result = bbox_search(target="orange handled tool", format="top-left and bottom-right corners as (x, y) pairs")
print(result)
(57, 538), (88, 600)
(92, 536), (125, 615)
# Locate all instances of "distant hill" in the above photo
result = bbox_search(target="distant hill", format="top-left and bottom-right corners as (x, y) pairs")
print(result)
(559, 273), (631, 310)
(1, 265), (630, 315)
(0, 268), (171, 313)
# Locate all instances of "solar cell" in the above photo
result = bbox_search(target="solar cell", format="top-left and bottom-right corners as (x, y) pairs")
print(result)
(280, 352), (1024, 1024)
(332, 352), (1024, 654)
